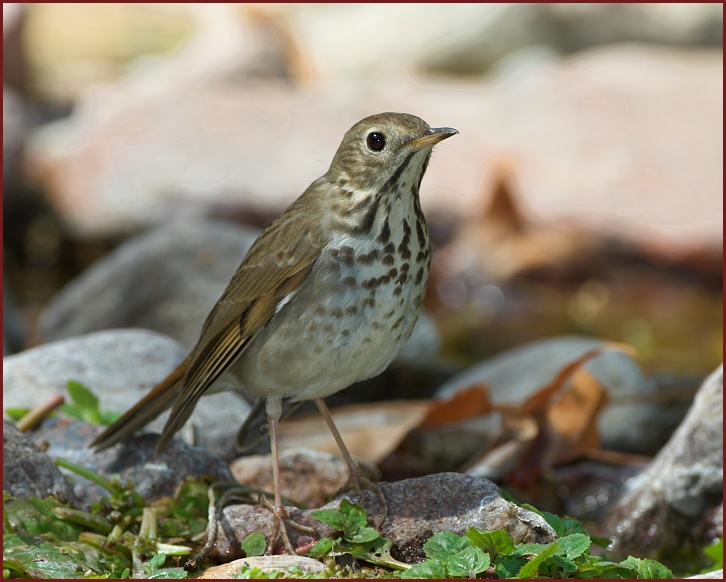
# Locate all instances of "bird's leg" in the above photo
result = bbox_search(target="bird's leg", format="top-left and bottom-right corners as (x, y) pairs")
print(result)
(266, 413), (297, 554)
(314, 398), (388, 527)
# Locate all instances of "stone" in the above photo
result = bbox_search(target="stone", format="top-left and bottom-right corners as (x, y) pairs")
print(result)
(229, 448), (380, 509)
(2, 328), (250, 460)
(212, 472), (556, 562)
(435, 335), (688, 454)
(197, 555), (326, 578)
(3, 419), (77, 505)
(601, 365), (723, 563)
(30, 417), (234, 511)
(39, 220), (260, 348)
(25, 44), (722, 255)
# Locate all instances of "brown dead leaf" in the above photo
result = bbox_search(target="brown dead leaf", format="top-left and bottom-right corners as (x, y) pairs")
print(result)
(505, 342), (640, 484)
(419, 384), (493, 428)
(464, 411), (539, 479)
(277, 400), (432, 464)
(545, 367), (610, 465)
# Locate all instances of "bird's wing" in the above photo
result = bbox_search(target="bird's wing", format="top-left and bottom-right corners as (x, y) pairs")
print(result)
(154, 201), (323, 453)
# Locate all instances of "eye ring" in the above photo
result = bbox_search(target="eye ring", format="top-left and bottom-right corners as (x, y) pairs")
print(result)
(366, 131), (386, 152)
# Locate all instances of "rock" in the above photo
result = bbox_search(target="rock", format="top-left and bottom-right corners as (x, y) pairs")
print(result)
(3, 419), (78, 505)
(25, 44), (722, 255)
(197, 556), (326, 578)
(29, 417), (234, 511)
(39, 219), (260, 348)
(415, 3), (722, 76)
(2, 328), (251, 460)
(689, 568), (724, 579)
(435, 336), (689, 455)
(212, 472), (556, 562)
(601, 365), (723, 563)
(229, 448), (380, 509)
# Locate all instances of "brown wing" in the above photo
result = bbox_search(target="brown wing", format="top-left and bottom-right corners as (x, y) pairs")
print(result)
(153, 202), (323, 453)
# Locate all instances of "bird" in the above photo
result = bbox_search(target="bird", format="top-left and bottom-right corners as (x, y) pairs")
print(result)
(91, 112), (457, 553)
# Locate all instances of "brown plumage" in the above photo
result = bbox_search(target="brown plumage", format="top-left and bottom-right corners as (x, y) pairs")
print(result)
(91, 112), (457, 553)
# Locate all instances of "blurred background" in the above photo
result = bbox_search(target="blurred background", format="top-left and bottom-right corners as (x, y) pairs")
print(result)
(4, 2), (721, 370)
(2, 3), (723, 558)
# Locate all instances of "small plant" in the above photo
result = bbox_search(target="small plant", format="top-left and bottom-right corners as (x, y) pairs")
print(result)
(309, 500), (674, 579)
(309, 499), (410, 571)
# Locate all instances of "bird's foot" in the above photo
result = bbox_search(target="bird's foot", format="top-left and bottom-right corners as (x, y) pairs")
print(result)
(259, 496), (316, 555)
(339, 469), (388, 530)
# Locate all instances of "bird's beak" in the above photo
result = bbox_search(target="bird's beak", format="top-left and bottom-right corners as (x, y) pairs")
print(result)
(407, 126), (458, 150)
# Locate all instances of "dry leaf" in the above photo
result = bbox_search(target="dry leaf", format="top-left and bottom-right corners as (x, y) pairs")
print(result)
(277, 400), (432, 464)
(420, 384), (493, 428)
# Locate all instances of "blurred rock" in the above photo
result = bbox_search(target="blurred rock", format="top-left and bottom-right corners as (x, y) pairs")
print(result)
(213, 472), (556, 561)
(39, 219), (260, 348)
(415, 3), (722, 76)
(3, 419), (78, 505)
(3, 283), (27, 355)
(30, 417), (234, 511)
(2, 328), (250, 459)
(26, 44), (721, 257)
(601, 365), (723, 564)
(229, 448), (380, 509)
(198, 556), (326, 578)
(435, 336), (690, 455)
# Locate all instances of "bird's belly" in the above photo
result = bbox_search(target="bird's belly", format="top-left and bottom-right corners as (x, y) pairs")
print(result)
(233, 242), (428, 400)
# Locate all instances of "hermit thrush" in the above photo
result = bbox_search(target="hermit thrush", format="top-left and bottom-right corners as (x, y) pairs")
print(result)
(91, 112), (457, 552)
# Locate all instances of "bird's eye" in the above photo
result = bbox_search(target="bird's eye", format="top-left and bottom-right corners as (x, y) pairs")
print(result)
(366, 132), (386, 152)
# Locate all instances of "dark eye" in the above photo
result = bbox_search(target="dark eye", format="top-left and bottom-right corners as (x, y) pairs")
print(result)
(366, 132), (386, 152)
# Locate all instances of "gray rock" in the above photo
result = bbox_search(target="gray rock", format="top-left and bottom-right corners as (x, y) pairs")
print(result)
(601, 365), (723, 563)
(39, 219), (260, 348)
(30, 417), (234, 511)
(417, 3), (723, 76)
(213, 472), (556, 562)
(435, 335), (688, 454)
(2, 328), (251, 459)
(3, 419), (77, 505)
(25, 43), (722, 253)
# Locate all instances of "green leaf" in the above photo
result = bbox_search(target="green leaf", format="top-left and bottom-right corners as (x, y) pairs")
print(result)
(423, 531), (470, 561)
(339, 498), (368, 528)
(3, 408), (30, 422)
(541, 511), (565, 536)
(550, 554), (579, 574)
(621, 556), (673, 579)
(345, 524), (379, 544)
(446, 546), (490, 577)
(516, 541), (558, 578)
(308, 537), (337, 559)
(241, 532), (267, 557)
(4, 497), (82, 541)
(511, 542), (554, 557)
(558, 533), (591, 560)
(703, 539), (724, 571)
(311, 508), (346, 530)
(149, 553), (167, 570)
(65, 380), (102, 424)
(402, 559), (447, 579)
(147, 568), (188, 579)
(495, 555), (526, 578)
(466, 527), (515, 557)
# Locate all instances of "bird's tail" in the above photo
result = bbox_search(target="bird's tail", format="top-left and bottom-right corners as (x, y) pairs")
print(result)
(90, 355), (190, 451)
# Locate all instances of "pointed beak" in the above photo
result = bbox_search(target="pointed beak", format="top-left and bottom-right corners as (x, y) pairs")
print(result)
(407, 126), (458, 150)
